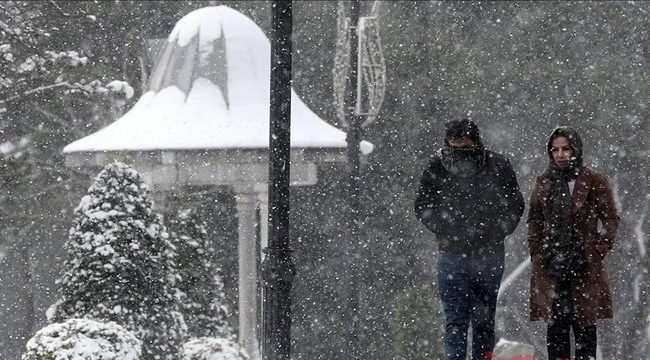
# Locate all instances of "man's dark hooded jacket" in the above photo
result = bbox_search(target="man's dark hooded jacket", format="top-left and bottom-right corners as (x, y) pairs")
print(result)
(414, 120), (525, 258)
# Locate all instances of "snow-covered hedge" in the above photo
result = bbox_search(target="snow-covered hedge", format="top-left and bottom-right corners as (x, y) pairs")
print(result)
(182, 337), (248, 360)
(22, 317), (141, 360)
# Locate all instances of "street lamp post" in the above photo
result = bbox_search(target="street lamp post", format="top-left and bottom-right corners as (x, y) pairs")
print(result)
(263, 1), (294, 360)
(343, 2), (364, 359)
(334, 1), (385, 358)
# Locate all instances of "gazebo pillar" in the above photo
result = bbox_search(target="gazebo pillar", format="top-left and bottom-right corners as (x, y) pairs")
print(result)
(256, 183), (270, 257)
(233, 184), (262, 360)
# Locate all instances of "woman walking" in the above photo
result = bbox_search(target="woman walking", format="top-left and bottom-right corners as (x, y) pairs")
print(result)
(527, 126), (619, 360)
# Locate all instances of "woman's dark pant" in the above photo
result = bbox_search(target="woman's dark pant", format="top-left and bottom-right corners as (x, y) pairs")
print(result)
(547, 279), (597, 360)
(437, 252), (504, 360)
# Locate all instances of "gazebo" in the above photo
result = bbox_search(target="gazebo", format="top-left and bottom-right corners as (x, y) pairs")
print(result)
(63, 6), (372, 360)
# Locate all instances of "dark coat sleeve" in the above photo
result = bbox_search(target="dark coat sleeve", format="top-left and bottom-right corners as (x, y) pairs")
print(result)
(414, 159), (443, 234)
(590, 173), (619, 259)
(495, 157), (526, 236)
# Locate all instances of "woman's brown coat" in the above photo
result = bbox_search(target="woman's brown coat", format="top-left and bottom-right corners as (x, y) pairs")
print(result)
(527, 166), (619, 326)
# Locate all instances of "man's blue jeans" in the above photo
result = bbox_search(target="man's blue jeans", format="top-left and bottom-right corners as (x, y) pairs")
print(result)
(437, 252), (505, 360)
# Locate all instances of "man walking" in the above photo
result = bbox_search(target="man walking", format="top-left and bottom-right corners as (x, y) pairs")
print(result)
(414, 118), (525, 360)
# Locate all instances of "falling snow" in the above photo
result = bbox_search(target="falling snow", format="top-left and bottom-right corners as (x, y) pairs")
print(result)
(1, 2), (650, 360)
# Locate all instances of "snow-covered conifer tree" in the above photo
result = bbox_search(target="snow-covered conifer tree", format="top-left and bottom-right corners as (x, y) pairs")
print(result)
(170, 207), (233, 340)
(48, 161), (186, 360)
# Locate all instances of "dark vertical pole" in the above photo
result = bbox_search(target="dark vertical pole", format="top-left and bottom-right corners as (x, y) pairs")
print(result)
(344, 1), (363, 359)
(263, 1), (294, 360)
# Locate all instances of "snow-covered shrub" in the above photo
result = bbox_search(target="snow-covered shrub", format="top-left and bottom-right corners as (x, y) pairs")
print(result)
(181, 338), (248, 360)
(22, 317), (141, 360)
(47, 161), (186, 360)
(392, 285), (445, 360)
(171, 207), (233, 339)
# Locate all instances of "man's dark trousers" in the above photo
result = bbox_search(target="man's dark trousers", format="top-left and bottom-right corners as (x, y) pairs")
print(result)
(437, 252), (505, 360)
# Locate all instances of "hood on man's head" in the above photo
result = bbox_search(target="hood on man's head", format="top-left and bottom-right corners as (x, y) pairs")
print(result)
(444, 118), (483, 148)
(547, 126), (583, 168)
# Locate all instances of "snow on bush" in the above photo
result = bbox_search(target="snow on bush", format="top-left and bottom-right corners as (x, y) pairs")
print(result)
(47, 161), (186, 360)
(104, 80), (135, 99)
(171, 207), (233, 339)
(182, 338), (248, 360)
(22, 317), (141, 360)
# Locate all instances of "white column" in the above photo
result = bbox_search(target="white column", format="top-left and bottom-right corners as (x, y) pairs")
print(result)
(233, 185), (261, 360)
(254, 184), (269, 259)
(253, 184), (268, 357)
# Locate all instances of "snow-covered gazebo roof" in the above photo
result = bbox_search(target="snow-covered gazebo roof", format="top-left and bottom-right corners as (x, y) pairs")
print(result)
(63, 5), (373, 154)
